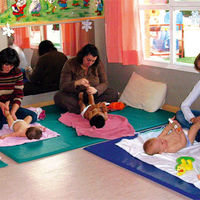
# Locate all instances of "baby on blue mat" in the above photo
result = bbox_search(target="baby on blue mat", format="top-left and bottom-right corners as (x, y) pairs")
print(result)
(143, 118), (200, 155)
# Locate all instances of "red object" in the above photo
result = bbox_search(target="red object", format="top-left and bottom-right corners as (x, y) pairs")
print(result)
(107, 102), (125, 111)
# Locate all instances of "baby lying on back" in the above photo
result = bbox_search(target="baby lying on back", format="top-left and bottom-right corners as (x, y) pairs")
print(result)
(143, 118), (200, 155)
(0, 101), (44, 140)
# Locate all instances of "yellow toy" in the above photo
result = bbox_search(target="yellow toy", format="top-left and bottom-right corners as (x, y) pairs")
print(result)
(175, 156), (195, 176)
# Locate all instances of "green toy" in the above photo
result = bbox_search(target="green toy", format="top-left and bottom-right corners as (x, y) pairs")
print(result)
(175, 156), (195, 176)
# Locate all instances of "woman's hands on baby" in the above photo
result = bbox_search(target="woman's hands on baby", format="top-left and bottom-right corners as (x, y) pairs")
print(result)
(0, 102), (9, 115)
(75, 78), (90, 88)
(87, 86), (97, 95)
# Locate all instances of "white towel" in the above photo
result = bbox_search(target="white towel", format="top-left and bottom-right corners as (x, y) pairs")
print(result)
(116, 127), (200, 189)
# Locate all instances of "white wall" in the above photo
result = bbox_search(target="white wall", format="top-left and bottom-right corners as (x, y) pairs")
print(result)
(0, 29), (7, 51)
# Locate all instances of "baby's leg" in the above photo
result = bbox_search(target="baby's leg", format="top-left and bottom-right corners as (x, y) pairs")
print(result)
(188, 122), (200, 144)
(79, 92), (86, 112)
(4, 101), (14, 128)
(88, 94), (95, 105)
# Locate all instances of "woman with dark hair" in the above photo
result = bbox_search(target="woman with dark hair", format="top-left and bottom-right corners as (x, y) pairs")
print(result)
(24, 40), (68, 95)
(54, 44), (119, 114)
(38, 40), (57, 56)
(176, 53), (200, 142)
(0, 47), (37, 130)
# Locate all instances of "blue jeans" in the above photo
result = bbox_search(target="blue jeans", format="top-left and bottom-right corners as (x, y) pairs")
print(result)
(176, 110), (200, 142)
(0, 107), (37, 130)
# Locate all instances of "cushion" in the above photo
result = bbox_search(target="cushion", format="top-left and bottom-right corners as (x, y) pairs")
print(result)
(119, 72), (167, 112)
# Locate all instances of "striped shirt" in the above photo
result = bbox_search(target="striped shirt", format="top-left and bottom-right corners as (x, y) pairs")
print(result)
(0, 68), (24, 106)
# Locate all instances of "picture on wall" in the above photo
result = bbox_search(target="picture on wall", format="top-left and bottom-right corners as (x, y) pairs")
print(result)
(0, 0), (104, 27)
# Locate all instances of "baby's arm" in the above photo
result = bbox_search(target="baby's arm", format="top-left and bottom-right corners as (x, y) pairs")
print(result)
(37, 125), (46, 132)
(100, 103), (108, 120)
(159, 124), (172, 137)
(0, 131), (24, 139)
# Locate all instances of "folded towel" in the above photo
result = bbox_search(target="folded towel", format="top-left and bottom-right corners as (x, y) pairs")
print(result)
(59, 112), (135, 139)
(0, 123), (59, 147)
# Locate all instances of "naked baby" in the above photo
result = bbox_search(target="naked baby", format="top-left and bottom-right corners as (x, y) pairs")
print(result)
(0, 101), (44, 140)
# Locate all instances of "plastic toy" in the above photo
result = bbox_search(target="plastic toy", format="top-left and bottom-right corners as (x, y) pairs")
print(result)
(175, 156), (195, 176)
(168, 118), (182, 132)
(107, 102), (125, 111)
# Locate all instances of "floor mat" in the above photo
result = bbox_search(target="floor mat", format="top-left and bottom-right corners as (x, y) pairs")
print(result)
(84, 133), (200, 199)
(0, 105), (173, 163)
(0, 160), (8, 168)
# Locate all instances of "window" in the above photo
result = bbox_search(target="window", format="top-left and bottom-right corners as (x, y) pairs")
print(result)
(139, 0), (200, 72)
(29, 24), (62, 51)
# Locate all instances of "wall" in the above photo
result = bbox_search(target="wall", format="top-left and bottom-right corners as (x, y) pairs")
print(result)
(0, 29), (7, 51)
(0, 19), (199, 110)
(95, 19), (200, 110)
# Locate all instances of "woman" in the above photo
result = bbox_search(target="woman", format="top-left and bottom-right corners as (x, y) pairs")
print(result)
(0, 47), (37, 129)
(54, 44), (119, 114)
(176, 53), (200, 142)
(24, 40), (68, 95)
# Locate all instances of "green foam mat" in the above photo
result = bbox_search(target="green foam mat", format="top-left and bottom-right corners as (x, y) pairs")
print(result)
(0, 160), (8, 168)
(111, 106), (174, 132)
(0, 105), (174, 163)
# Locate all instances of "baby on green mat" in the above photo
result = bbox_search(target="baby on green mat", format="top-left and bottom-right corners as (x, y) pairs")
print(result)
(143, 118), (200, 155)
(0, 101), (44, 140)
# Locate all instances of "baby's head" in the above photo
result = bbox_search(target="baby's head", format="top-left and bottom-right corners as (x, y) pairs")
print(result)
(89, 114), (105, 128)
(25, 127), (42, 140)
(143, 138), (163, 155)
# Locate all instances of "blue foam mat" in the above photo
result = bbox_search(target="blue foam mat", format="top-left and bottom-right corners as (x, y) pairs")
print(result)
(84, 134), (200, 199)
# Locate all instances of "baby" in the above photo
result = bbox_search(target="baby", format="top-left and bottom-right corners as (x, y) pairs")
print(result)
(143, 118), (200, 155)
(79, 92), (108, 128)
(0, 101), (43, 140)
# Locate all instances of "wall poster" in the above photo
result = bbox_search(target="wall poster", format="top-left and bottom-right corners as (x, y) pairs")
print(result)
(0, 0), (104, 27)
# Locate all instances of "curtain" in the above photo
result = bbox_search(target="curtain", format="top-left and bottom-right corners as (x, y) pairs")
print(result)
(61, 22), (95, 57)
(13, 27), (30, 49)
(105, 0), (142, 65)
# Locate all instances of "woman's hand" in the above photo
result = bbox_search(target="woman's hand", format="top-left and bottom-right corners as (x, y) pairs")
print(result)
(75, 78), (90, 88)
(87, 86), (97, 95)
(190, 116), (200, 124)
(0, 102), (9, 115)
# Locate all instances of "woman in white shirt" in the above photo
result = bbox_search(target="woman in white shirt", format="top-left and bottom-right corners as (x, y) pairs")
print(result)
(176, 54), (200, 142)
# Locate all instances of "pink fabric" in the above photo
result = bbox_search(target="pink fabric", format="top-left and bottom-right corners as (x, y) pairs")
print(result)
(59, 112), (135, 139)
(0, 123), (59, 147)
(105, 0), (142, 65)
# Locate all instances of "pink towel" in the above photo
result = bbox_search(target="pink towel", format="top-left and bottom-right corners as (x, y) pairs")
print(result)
(0, 123), (59, 147)
(59, 112), (135, 139)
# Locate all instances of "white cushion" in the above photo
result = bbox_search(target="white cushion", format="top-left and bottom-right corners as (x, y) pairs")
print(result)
(119, 72), (167, 112)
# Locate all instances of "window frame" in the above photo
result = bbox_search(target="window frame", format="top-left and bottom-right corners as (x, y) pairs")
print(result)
(139, 0), (200, 73)
(29, 24), (63, 52)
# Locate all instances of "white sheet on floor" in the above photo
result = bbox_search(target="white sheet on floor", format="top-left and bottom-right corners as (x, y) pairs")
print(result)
(116, 127), (200, 189)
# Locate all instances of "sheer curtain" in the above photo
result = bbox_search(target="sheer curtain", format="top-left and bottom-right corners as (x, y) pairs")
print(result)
(105, 0), (142, 65)
(13, 27), (30, 49)
(61, 22), (95, 57)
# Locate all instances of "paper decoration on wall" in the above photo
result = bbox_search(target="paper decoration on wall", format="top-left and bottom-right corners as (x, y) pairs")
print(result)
(2, 23), (14, 37)
(0, 0), (104, 27)
(82, 19), (92, 32)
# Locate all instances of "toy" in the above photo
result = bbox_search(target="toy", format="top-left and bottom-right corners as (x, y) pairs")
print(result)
(168, 118), (182, 132)
(175, 156), (195, 176)
(107, 102), (125, 111)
